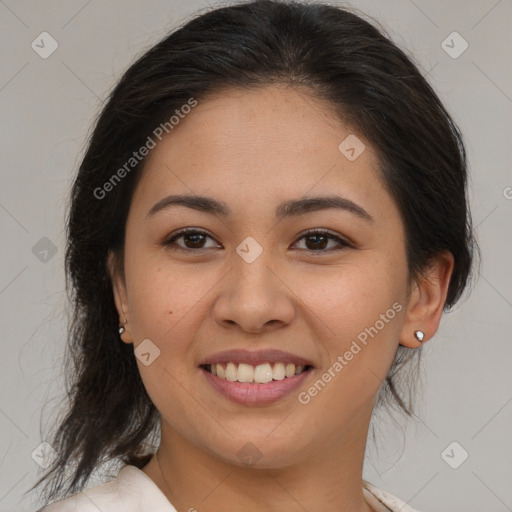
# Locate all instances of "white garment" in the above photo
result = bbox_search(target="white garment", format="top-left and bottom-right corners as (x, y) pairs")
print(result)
(42, 465), (421, 512)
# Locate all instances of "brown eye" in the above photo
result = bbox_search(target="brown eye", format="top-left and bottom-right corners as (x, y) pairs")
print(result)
(164, 228), (220, 251)
(294, 229), (350, 252)
(181, 232), (207, 249)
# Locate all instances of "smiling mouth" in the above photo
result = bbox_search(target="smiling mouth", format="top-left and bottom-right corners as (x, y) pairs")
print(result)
(201, 362), (313, 384)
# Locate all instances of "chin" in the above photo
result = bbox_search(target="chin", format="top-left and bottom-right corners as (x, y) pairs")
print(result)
(200, 428), (311, 470)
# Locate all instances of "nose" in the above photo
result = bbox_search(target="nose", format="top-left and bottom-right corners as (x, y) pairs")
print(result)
(212, 249), (296, 334)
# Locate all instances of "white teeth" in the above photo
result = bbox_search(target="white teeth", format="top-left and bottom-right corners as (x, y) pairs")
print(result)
(273, 362), (286, 380)
(225, 362), (237, 382)
(254, 363), (273, 383)
(208, 362), (309, 383)
(237, 363), (254, 383)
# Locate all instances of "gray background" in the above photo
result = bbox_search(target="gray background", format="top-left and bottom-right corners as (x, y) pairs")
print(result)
(1, 0), (511, 511)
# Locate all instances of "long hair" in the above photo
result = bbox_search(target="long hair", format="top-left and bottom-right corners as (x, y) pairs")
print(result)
(31, 1), (476, 507)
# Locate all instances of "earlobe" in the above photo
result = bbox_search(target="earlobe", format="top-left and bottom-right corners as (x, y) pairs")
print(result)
(107, 250), (134, 345)
(399, 251), (454, 348)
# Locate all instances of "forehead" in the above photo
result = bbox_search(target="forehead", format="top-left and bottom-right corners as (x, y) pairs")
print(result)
(146, 84), (363, 169)
(132, 85), (393, 222)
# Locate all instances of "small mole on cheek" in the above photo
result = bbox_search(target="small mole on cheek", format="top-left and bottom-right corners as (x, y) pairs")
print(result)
(168, 310), (173, 315)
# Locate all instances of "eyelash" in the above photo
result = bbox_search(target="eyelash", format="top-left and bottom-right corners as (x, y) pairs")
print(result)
(163, 227), (352, 254)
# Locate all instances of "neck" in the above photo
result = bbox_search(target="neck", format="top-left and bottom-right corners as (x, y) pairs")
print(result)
(143, 410), (375, 512)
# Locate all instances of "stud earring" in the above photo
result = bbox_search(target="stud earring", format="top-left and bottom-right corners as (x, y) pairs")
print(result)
(414, 330), (425, 342)
(118, 326), (125, 335)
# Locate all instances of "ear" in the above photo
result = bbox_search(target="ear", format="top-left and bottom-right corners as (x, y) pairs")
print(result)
(399, 251), (454, 348)
(107, 250), (134, 345)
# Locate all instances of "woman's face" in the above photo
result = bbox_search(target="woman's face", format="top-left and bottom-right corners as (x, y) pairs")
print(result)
(112, 84), (421, 467)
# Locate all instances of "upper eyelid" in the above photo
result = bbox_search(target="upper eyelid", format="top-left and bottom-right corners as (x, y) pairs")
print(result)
(164, 227), (218, 245)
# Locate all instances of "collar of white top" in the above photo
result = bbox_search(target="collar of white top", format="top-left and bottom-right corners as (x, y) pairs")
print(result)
(121, 466), (420, 512)
(52, 465), (419, 512)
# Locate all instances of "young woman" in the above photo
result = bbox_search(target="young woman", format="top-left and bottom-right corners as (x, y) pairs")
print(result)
(32, 1), (476, 511)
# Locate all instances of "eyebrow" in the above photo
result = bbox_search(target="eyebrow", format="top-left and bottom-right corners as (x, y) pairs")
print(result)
(146, 194), (373, 222)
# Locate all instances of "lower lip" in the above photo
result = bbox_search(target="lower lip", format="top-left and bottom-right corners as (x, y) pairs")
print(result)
(201, 367), (313, 406)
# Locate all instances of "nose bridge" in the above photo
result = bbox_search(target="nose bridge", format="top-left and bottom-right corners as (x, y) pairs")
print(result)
(213, 235), (295, 331)
(232, 235), (277, 304)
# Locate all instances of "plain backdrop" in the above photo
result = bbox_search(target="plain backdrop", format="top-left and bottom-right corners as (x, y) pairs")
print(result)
(0, 1), (511, 511)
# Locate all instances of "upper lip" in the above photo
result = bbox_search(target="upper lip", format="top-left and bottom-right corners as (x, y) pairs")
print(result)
(199, 349), (314, 367)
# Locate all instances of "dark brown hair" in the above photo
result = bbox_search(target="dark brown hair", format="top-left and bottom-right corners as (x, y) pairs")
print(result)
(32, 0), (476, 508)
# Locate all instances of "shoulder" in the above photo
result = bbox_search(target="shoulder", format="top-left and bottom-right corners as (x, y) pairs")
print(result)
(41, 465), (177, 512)
(363, 480), (423, 512)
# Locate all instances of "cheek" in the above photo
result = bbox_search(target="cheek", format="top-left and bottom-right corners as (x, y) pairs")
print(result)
(295, 256), (406, 341)
(124, 259), (208, 422)
(125, 252), (208, 339)
(294, 256), (406, 403)
(295, 269), (405, 426)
